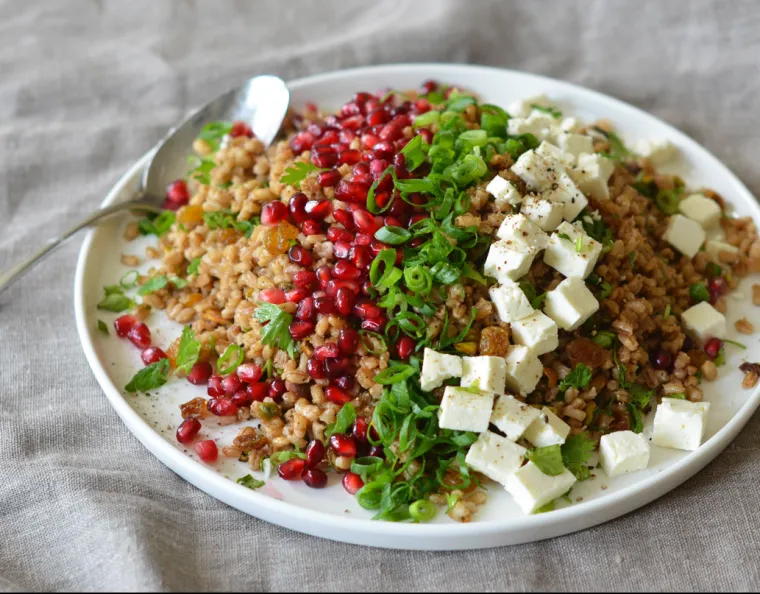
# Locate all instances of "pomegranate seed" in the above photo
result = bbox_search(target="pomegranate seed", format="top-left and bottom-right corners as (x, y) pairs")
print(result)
(290, 131), (315, 153)
(221, 374), (242, 395)
(416, 128), (434, 145)
(708, 276), (727, 295)
(285, 287), (310, 303)
(353, 162), (370, 176)
(296, 297), (316, 322)
(341, 101), (362, 117)
(369, 445), (384, 458)
(338, 149), (363, 166)
(325, 385), (352, 405)
(301, 220), (323, 235)
(651, 350), (673, 370)
(166, 179), (189, 206)
(302, 468), (328, 489)
(327, 226), (354, 243)
(361, 133), (381, 149)
(306, 122), (323, 137)
(305, 440), (325, 468)
(329, 434), (357, 457)
(369, 159), (388, 176)
(261, 201), (288, 225)
(141, 346), (167, 366)
(339, 129), (357, 144)
(334, 180), (369, 204)
(288, 192), (309, 224)
(230, 120), (253, 138)
(341, 115), (365, 131)
(333, 209), (354, 230)
(314, 296), (337, 315)
(114, 314), (138, 337)
(362, 280), (375, 297)
(421, 79), (437, 94)
(379, 121), (403, 142)
(246, 382), (268, 402)
(289, 320), (315, 340)
(333, 260), (361, 280)
(316, 265), (332, 288)
(396, 336), (415, 360)
(194, 439), (218, 463)
(353, 418), (369, 443)
(372, 141), (395, 161)
(127, 323), (151, 349)
(325, 279), (360, 297)
(311, 151), (337, 169)
(306, 357), (327, 380)
(334, 241), (352, 260)
(384, 216), (403, 228)
(350, 245), (371, 269)
(354, 301), (382, 320)
(207, 375), (224, 397)
(353, 210), (380, 234)
(209, 397), (236, 417)
(269, 378), (286, 400)
(342, 472), (364, 495)
(176, 417), (201, 444)
(361, 318), (385, 333)
(293, 270), (318, 290)
(335, 287), (357, 316)
(318, 169), (341, 187)
(314, 343), (340, 360)
(277, 458), (306, 480)
(324, 357), (348, 378)
(335, 375), (355, 391)
(705, 338), (722, 359)
(305, 199), (333, 220)
(367, 108), (389, 127)
(237, 363), (262, 384)
(353, 233), (372, 246)
(338, 328), (360, 354)
(414, 97), (431, 113)
(232, 390), (252, 408)
(320, 130), (339, 144)
(259, 288), (285, 304)
(188, 361), (213, 385)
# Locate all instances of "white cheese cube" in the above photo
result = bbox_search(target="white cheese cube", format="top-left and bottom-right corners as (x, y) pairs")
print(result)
(491, 394), (542, 441)
(506, 462), (577, 515)
(486, 176), (522, 207)
(438, 386), (495, 432)
(635, 138), (678, 166)
(556, 132), (594, 160)
(568, 153), (614, 201)
(560, 117), (582, 133)
(706, 226), (726, 242)
(680, 302), (726, 344)
(510, 311), (559, 356)
(520, 195), (565, 232)
(507, 111), (555, 141)
(507, 95), (551, 118)
(578, 152), (614, 182)
(419, 348), (463, 392)
(663, 214), (706, 258)
(705, 240), (739, 262)
(484, 239), (539, 283)
(496, 213), (549, 249)
(543, 221), (602, 279)
(678, 194), (722, 229)
(543, 277), (600, 331)
(652, 398), (711, 451)
(460, 356), (508, 395)
(511, 150), (563, 190)
(599, 430), (650, 477)
(465, 431), (527, 486)
(523, 407), (571, 447)
(536, 141), (575, 168)
(504, 345), (543, 395)
(489, 281), (534, 323)
(542, 172), (588, 221)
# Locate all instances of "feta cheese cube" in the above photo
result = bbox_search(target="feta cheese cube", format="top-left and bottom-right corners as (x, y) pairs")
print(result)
(438, 386), (495, 432)
(536, 141), (575, 168)
(542, 172), (588, 221)
(543, 221), (602, 279)
(652, 398), (711, 451)
(663, 214), (706, 258)
(489, 281), (534, 323)
(520, 195), (565, 232)
(420, 348), (463, 392)
(559, 117), (582, 133)
(543, 276), (600, 331)
(578, 152), (614, 181)
(511, 150), (563, 190)
(506, 462), (577, 514)
(510, 311), (559, 356)
(496, 213), (549, 249)
(484, 239), (539, 283)
(678, 194), (722, 229)
(523, 407), (571, 447)
(504, 345), (543, 395)
(460, 356), (508, 395)
(507, 95), (551, 118)
(568, 153), (614, 201)
(705, 240), (739, 262)
(599, 430), (650, 477)
(507, 111), (555, 141)
(465, 431), (527, 486)
(486, 176), (522, 207)
(680, 302), (726, 344)
(491, 394), (542, 441)
(556, 132), (594, 160)
(635, 138), (678, 166)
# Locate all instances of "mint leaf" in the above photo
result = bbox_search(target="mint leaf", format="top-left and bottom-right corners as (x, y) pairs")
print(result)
(325, 404), (357, 439)
(236, 474), (265, 490)
(175, 326), (201, 374)
(125, 359), (170, 393)
(137, 275), (169, 296)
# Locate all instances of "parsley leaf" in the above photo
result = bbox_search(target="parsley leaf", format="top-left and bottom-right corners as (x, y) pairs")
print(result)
(561, 433), (596, 481)
(198, 121), (232, 152)
(97, 287), (135, 312)
(236, 474), (265, 490)
(125, 359), (170, 393)
(535, 500), (556, 514)
(253, 303), (296, 356)
(138, 210), (176, 237)
(527, 445), (564, 476)
(325, 403), (357, 439)
(203, 210), (258, 239)
(97, 319), (109, 335)
(187, 257), (201, 276)
(628, 404), (644, 434)
(175, 326), (201, 374)
(280, 162), (324, 188)
(557, 363), (593, 394)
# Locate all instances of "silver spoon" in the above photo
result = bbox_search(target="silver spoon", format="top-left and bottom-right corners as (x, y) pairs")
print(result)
(0, 74), (290, 294)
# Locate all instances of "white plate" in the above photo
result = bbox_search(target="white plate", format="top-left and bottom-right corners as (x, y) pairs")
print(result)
(74, 63), (760, 550)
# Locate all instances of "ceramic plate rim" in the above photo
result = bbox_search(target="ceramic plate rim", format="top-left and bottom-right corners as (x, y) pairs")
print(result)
(74, 63), (760, 549)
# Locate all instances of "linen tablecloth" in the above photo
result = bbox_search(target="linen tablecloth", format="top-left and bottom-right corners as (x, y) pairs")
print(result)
(2, 0), (760, 591)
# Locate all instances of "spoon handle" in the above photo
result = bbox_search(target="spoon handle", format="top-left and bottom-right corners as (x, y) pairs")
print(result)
(0, 200), (163, 295)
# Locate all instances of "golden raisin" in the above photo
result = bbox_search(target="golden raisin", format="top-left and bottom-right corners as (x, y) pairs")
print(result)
(177, 204), (204, 227)
(218, 228), (240, 245)
(180, 397), (209, 419)
(566, 338), (607, 369)
(454, 342), (478, 355)
(478, 326), (510, 357)
(263, 221), (299, 254)
(181, 292), (203, 306)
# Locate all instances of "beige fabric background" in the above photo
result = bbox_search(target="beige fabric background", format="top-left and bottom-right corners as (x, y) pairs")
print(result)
(1, 0), (760, 591)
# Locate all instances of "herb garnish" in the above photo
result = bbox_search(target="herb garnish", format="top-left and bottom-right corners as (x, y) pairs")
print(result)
(253, 303), (296, 358)
(97, 319), (109, 335)
(280, 161), (326, 188)
(125, 358), (170, 393)
(175, 326), (201, 374)
(236, 474), (266, 490)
